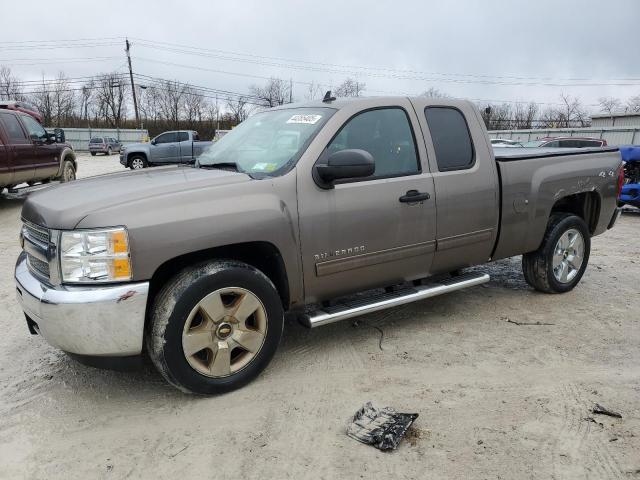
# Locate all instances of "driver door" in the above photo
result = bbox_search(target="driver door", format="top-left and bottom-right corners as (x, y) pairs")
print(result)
(151, 132), (179, 163)
(297, 101), (437, 303)
(20, 114), (59, 179)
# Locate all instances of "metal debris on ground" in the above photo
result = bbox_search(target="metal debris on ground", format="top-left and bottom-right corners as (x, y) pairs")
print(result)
(592, 403), (622, 418)
(346, 402), (418, 451)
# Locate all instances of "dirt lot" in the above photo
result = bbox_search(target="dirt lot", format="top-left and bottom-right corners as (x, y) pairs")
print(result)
(0, 154), (638, 479)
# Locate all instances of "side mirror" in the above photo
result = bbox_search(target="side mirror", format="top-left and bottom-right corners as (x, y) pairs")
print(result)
(315, 149), (375, 186)
(54, 128), (65, 143)
(150, 139), (157, 145)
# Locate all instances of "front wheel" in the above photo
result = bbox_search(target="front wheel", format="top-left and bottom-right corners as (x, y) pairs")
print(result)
(147, 260), (284, 394)
(59, 160), (76, 183)
(129, 156), (147, 170)
(522, 214), (590, 293)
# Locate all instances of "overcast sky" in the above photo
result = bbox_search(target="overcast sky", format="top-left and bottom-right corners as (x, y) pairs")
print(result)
(2, 0), (639, 112)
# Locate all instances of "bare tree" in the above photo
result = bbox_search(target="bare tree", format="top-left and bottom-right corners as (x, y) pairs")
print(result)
(598, 96), (622, 115)
(226, 96), (251, 123)
(420, 87), (449, 98)
(513, 102), (539, 129)
(250, 78), (291, 107)
(305, 81), (324, 101)
(479, 103), (513, 130)
(558, 93), (588, 127)
(626, 94), (640, 113)
(334, 78), (365, 97)
(29, 72), (75, 126)
(78, 81), (94, 123)
(95, 73), (128, 128)
(183, 86), (206, 128)
(156, 80), (184, 128)
(0, 66), (25, 101)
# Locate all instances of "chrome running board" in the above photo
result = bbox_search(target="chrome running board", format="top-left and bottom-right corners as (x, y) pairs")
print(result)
(300, 272), (489, 328)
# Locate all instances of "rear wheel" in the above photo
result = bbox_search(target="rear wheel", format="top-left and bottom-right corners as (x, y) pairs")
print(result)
(90, 152), (96, 156)
(522, 214), (590, 293)
(129, 156), (147, 170)
(147, 260), (284, 394)
(106, 147), (112, 155)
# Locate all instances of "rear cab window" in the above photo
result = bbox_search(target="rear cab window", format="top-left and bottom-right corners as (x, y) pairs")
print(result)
(424, 107), (475, 171)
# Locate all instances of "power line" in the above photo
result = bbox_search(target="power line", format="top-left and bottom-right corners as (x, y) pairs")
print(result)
(131, 37), (640, 86)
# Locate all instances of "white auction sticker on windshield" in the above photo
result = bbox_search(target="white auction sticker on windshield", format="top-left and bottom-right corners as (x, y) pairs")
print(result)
(286, 114), (322, 125)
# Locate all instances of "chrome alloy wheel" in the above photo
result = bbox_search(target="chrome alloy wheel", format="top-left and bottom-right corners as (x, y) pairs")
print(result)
(181, 287), (268, 378)
(552, 228), (585, 283)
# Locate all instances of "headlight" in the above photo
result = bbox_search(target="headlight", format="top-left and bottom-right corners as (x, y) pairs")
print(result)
(60, 227), (132, 283)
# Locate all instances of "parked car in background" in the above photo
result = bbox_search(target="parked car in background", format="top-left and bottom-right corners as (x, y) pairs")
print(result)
(89, 137), (122, 156)
(522, 137), (607, 148)
(490, 138), (523, 147)
(120, 130), (212, 169)
(15, 96), (623, 394)
(0, 100), (44, 124)
(619, 145), (640, 209)
(0, 108), (76, 192)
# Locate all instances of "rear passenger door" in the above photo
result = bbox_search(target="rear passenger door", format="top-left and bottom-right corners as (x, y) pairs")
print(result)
(411, 100), (499, 273)
(0, 112), (35, 184)
(177, 131), (193, 163)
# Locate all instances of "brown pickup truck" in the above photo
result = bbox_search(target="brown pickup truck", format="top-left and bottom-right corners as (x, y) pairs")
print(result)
(15, 96), (623, 394)
(0, 107), (76, 192)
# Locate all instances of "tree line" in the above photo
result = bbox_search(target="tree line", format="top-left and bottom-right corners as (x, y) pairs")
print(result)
(2, 65), (639, 137)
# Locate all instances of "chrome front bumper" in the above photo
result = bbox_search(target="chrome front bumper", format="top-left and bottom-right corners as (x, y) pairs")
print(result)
(15, 253), (149, 356)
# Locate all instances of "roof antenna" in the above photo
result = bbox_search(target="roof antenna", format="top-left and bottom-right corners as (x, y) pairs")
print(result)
(323, 90), (336, 103)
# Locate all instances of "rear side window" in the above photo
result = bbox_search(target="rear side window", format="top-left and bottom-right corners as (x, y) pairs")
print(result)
(0, 113), (28, 142)
(177, 132), (189, 142)
(424, 107), (474, 171)
(327, 107), (419, 178)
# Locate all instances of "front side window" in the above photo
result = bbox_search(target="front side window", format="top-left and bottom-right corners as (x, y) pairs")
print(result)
(0, 113), (27, 141)
(198, 107), (334, 177)
(21, 115), (47, 140)
(424, 107), (474, 171)
(155, 132), (178, 144)
(326, 107), (419, 178)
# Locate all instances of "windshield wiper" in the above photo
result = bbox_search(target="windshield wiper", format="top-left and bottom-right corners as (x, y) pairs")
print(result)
(199, 162), (256, 179)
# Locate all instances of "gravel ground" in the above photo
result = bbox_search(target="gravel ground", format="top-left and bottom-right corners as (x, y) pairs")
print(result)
(0, 154), (639, 479)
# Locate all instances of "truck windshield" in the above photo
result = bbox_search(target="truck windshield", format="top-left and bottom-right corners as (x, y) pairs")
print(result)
(198, 107), (334, 177)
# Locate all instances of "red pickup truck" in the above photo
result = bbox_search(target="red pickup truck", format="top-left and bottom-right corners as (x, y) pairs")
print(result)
(0, 107), (76, 192)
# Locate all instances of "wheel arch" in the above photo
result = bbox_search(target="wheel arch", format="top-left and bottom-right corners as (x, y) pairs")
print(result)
(550, 191), (601, 235)
(146, 241), (291, 318)
(127, 151), (148, 166)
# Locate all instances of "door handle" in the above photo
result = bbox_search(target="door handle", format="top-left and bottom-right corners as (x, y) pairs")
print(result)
(399, 190), (430, 203)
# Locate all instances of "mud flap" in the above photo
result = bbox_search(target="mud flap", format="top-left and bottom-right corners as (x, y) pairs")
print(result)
(346, 402), (418, 450)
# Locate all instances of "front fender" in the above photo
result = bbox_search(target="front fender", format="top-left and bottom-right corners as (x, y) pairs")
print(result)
(55, 147), (76, 177)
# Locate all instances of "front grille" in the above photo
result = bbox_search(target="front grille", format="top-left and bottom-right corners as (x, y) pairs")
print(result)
(27, 254), (50, 278)
(24, 222), (49, 244)
(22, 221), (52, 281)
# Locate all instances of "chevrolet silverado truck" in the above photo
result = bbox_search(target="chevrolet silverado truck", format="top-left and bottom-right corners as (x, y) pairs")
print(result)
(15, 96), (623, 394)
(119, 130), (212, 169)
(0, 107), (76, 192)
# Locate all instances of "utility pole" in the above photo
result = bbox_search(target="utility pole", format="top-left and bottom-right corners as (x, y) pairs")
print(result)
(289, 78), (293, 103)
(125, 38), (140, 127)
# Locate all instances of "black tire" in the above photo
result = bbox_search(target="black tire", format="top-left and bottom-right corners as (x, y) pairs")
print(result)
(59, 160), (76, 183)
(106, 147), (112, 155)
(129, 156), (147, 170)
(147, 260), (284, 394)
(90, 152), (96, 156)
(522, 213), (590, 293)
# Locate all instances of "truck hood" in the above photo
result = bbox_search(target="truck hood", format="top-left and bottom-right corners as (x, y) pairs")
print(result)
(22, 166), (252, 229)
(122, 142), (147, 151)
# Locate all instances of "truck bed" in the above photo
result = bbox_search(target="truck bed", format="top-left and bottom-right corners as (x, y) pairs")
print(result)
(491, 146), (622, 261)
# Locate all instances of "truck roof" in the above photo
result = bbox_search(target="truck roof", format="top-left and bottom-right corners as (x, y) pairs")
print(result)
(272, 96), (474, 111)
